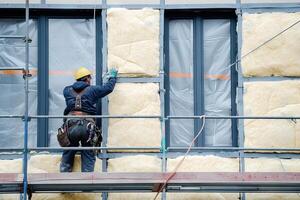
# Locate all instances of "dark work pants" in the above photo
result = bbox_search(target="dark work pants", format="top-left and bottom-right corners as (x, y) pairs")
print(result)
(60, 120), (96, 172)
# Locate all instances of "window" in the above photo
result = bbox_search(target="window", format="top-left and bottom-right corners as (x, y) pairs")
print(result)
(165, 11), (237, 147)
(0, 18), (38, 148)
(0, 10), (101, 147)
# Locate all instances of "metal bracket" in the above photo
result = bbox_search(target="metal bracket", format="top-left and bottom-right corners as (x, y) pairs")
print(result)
(22, 69), (32, 79)
(159, 88), (166, 94)
(235, 9), (242, 16)
(22, 116), (31, 122)
(23, 37), (32, 43)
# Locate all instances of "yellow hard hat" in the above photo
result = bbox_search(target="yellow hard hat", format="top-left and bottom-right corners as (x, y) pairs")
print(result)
(74, 67), (92, 80)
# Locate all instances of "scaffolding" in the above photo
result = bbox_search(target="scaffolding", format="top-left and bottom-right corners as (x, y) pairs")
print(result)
(0, 0), (300, 200)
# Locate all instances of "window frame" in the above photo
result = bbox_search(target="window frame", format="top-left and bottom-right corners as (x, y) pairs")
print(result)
(164, 10), (238, 147)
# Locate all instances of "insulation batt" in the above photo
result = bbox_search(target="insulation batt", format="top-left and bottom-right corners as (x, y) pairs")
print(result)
(0, 159), (22, 200)
(167, 155), (239, 200)
(108, 83), (161, 151)
(244, 81), (300, 149)
(107, 8), (159, 77)
(29, 155), (102, 200)
(245, 158), (300, 200)
(107, 155), (161, 200)
(242, 12), (300, 77)
(0, 155), (102, 200)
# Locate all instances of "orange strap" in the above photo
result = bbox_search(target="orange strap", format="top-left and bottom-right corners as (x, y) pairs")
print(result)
(169, 71), (230, 80)
(205, 74), (230, 80)
(169, 72), (192, 78)
(0, 69), (94, 76)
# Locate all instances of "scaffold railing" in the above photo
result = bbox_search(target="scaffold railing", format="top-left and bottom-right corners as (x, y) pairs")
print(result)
(1, 0), (300, 200)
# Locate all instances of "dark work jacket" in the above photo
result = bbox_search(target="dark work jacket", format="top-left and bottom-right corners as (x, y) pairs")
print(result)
(63, 78), (116, 115)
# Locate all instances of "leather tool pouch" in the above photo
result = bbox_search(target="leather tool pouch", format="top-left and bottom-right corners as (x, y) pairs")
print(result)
(57, 123), (70, 147)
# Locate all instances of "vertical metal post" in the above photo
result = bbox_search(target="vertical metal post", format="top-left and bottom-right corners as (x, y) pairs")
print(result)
(101, 0), (108, 199)
(194, 17), (204, 146)
(37, 16), (49, 147)
(22, 0), (30, 199)
(236, 0), (245, 200)
(159, 0), (166, 199)
(230, 18), (239, 148)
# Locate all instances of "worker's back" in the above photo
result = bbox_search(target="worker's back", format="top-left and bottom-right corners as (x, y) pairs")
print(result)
(63, 78), (116, 115)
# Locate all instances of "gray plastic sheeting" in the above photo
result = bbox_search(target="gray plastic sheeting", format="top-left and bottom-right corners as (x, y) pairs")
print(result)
(169, 20), (194, 147)
(203, 19), (232, 146)
(48, 19), (95, 147)
(0, 19), (38, 148)
(169, 19), (232, 147)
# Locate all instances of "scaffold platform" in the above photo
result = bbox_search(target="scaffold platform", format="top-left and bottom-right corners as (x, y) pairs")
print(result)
(1, 172), (300, 194)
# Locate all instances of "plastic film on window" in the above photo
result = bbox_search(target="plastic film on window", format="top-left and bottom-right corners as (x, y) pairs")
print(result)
(203, 19), (232, 146)
(169, 20), (194, 147)
(0, 19), (38, 148)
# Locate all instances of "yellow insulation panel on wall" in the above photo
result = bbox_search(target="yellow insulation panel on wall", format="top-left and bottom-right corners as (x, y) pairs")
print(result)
(107, 8), (159, 77)
(108, 155), (161, 200)
(167, 156), (239, 200)
(107, 83), (161, 151)
(0, 155), (102, 200)
(0, 159), (22, 173)
(245, 158), (300, 200)
(244, 81), (300, 149)
(30, 155), (102, 200)
(28, 154), (102, 172)
(242, 12), (300, 77)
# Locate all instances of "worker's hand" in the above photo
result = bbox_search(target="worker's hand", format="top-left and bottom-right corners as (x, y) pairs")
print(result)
(108, 68), (118, 78)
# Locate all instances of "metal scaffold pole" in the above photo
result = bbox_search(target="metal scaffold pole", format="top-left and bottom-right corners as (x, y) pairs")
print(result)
(22, 0), (30, 199)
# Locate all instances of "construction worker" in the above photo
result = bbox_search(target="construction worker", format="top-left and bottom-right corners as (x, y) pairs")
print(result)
(59, 66), (117, 172)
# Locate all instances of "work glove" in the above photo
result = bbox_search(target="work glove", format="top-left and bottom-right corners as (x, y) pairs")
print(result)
(108, 68), (118, 78)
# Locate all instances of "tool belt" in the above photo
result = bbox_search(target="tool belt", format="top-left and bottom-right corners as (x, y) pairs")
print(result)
(57, 112), (102, 152)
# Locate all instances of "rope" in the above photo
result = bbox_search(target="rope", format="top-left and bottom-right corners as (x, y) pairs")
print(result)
(153, 115), (206, 200)
(226, 19), (300, 70)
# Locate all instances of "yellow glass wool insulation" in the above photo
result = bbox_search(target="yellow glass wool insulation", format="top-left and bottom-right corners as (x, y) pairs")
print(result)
(107, 155), (161, 200)
(28, 154), (102, 172)
(242, 12), (300, 77)
(107, 8), (159, 77)
(0, 156), (102, 200)
(167, 155), (239, 200)
(0, 159), (22, 200)
(107, 83), (161, 151)
(0, 159), (22, 173)
(245, 158), (300, 200)
(244, 81), (300, 149)
(29, 154), (102, 200)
